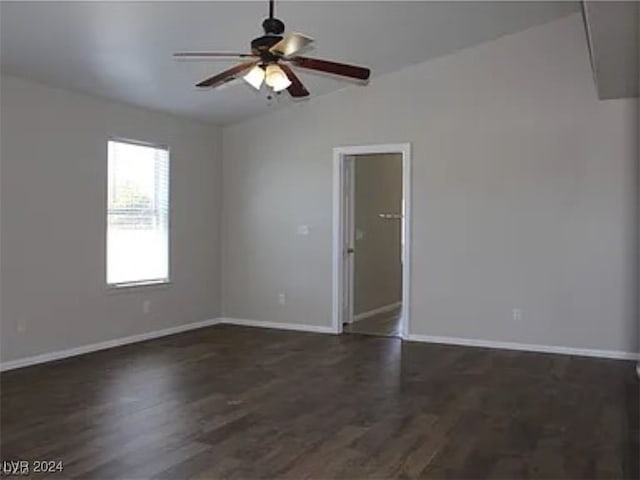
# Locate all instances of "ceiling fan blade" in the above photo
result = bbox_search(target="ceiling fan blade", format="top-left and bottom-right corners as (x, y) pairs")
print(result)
(174, 52), (257, 59)
(279, 64), (309, 98)
(290, 56), (370, 81)
(269, 33), (314, 57)
(196, 61), (258, 88)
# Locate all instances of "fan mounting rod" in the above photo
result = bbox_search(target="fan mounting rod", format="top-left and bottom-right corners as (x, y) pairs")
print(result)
(262, 0), (285, 36)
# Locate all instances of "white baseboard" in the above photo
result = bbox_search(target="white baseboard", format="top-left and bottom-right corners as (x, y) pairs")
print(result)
(352, 302), (402, 323)
(406, 334), (640, 361)
(0, 318), (222, 372)
(219, 317), (336, 334)
(3, 317), (635, 372)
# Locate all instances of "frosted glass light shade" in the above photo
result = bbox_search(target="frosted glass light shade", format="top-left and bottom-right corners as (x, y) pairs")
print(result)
(265, 64), (291, 92)
(244, 65), (265, 90)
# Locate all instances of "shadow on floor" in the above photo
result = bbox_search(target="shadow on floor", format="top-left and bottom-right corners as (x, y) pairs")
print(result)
(343, 305), (402, 337)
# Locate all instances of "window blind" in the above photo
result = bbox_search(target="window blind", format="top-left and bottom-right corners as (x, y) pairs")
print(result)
(107, 139), (169, 286)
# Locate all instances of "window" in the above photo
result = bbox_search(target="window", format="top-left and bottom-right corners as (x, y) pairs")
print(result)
(107, 139), (169, 287)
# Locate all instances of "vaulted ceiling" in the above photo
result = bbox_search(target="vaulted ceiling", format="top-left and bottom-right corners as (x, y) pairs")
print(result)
(0, 1), (579, 125)
(582, 1), (638, 100)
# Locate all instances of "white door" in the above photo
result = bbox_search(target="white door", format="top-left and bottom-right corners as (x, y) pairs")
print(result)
(342, 157), (355, 324)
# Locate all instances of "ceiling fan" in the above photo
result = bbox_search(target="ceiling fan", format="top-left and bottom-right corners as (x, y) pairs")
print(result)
(174, 0), (371, 98)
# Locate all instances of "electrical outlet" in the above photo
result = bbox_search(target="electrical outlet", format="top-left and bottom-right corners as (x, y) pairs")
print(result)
(143, 300), (151, 315)
(278, 293), (286, 305)
(17, 319), (26, 333)
(296, 225), (310, 236)
(512, 308), (522, 322)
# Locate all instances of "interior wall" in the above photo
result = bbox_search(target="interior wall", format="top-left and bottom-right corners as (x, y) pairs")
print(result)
(222, 13), (638, 354)
(353, 153), (402, 316)
(0, 74), (222, 363)
(637, 4), (640, 368)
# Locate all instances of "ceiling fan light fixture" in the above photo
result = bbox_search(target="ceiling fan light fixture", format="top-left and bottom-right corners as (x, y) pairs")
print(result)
(265, 64), (291, 92)
(243, 65), (265, 90)
(179, 0), (370, 99)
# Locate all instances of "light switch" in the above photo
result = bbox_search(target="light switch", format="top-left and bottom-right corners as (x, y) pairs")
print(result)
(296, 225), (310, 235)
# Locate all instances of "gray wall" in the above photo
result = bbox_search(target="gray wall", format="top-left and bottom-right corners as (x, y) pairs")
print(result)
(0, 75), (222, 362)
(582, 1), (639, 100)
(637, 4), (640, 365)
(353, 153), (402, 316)
(222, 14), (638, 353)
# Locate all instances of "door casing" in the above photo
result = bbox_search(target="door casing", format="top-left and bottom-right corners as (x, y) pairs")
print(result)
(332, 143), (412, 338)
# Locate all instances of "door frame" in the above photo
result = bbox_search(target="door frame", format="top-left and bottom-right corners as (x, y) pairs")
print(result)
(332, 143), (412, 339)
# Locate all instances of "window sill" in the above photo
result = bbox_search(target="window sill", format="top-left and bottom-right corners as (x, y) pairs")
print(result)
(106, 279), (171, 294)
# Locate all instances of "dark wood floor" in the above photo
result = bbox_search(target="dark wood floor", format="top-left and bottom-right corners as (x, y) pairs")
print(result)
(1, 325), (638, 479)
(344, 306), (403, 337)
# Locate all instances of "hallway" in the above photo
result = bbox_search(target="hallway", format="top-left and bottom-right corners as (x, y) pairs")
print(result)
(343, 305), (402, 337)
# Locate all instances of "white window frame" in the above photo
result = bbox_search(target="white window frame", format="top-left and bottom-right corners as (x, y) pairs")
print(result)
(106, 137), (171, 290)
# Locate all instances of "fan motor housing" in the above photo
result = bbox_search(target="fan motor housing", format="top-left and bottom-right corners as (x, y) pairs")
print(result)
(251, 34), (282, 56)
(262, 17), (285, 35)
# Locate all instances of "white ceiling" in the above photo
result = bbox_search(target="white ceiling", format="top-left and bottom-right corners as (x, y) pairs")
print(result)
(0, 1), (579, 125)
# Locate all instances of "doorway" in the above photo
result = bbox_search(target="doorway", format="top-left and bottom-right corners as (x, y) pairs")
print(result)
(332, 143), (411, 339)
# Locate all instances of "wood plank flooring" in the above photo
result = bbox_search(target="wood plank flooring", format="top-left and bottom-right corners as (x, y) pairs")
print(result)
(1, 324), (638, 479)
(344, 306), (403, 337)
